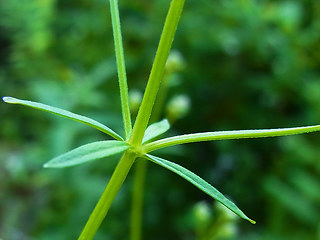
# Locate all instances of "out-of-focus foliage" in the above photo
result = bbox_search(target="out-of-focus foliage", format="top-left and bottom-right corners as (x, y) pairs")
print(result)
(1, 0), (320, 239)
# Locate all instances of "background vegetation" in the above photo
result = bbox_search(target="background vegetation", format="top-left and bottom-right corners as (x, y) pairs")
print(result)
(1, 0), (320, 239)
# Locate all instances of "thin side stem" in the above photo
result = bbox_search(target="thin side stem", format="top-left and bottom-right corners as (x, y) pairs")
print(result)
(79, 150), (137, 240)
(129, 0), (185, 146)
(130, 159), (148, 240)
(143, 125), (320, 153)
(109, 0), (132, 139)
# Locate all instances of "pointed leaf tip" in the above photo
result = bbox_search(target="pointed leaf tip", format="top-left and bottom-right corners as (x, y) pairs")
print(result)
(144, 154), (255, 224)
(43, 163), (50, 168)
(249, 219), (256, 224)
(2, 96), (15, 103)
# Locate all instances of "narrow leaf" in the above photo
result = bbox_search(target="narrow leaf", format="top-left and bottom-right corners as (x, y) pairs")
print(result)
(142, 119), (170, 143)
(109, 0), (132, 139)
(3, 96), (123, 141)
(44, 140), (129, 168)
(144, 154), (255, 224)
(143, 125), (320, 152)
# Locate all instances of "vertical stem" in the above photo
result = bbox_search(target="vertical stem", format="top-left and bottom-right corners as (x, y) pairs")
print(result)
(109, 0), (132, 139)
(129, 3), (185, 237)
(130, 159), (148, 240)
(130, 53), (179, 240)
(80, 1), (186, 239)
(129, 0), (185, 146)
(79, 150), (137, 240)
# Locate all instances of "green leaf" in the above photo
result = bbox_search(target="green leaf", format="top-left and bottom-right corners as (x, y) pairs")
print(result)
(44, 140), (129, 168)
(109, 0), (132, 139)
(142, 119), (170, 143)
(144, 154), (256, 224)
(143, 125), (320, 152)
(2, 96), (123, 141)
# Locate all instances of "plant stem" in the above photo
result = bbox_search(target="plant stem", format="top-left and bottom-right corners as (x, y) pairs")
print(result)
(79, 1), (186, 239)
(130, 54), (175, 240)
(143, 125), (320, 153)
(79, 150), (137, 240)
(129, 57), (173, 240)
(129, 2), (185, 237)
(129, 0), (185, 146)
(130, 158), (148, 240)
(109, 0), (132, 139)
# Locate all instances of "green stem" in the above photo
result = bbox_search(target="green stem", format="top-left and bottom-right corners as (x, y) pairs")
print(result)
(143, 124), (320, 153)
(129, 0), (185, 146)
(79, 150), (137, 240)
(130, 159), (148, 240)
(109, 0), (132, 139)
(129, 2), (185, 237)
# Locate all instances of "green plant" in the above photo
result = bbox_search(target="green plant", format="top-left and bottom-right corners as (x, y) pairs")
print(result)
(3, 0), (320, 239)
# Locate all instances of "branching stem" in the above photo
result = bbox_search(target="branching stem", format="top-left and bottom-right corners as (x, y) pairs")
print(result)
(79, 1), (186, 239)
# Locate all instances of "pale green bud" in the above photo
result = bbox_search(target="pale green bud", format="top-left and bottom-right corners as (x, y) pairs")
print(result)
(193, 201), (211, 224)
(129, 89), (143, 114)
(165, 50), (185, 74)
(166, 94), (190, 121)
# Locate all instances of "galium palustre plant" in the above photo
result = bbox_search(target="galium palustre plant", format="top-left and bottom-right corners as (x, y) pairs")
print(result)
(3, 0), (320, 239)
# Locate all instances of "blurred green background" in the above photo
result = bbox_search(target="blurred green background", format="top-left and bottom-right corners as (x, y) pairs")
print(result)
(1, 0), (320, 239)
